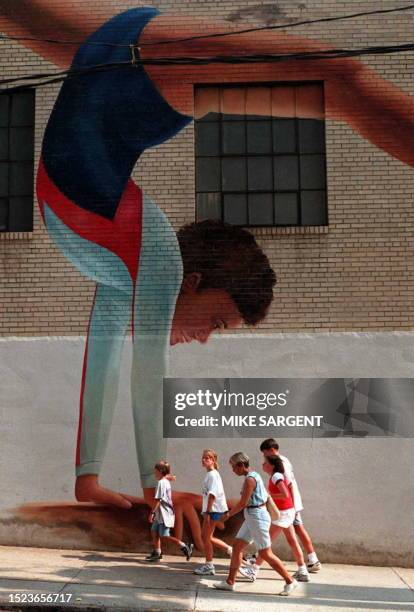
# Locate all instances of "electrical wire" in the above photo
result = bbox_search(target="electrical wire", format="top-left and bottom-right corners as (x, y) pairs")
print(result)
(1, 41), (413, 95)
(0, 5), (412, 50)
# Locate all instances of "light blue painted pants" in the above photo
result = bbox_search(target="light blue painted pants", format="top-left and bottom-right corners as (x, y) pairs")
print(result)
(42, 195), (183, 488)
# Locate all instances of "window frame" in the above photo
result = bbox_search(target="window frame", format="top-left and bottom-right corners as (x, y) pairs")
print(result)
(194, 81), (328, 228)
(0, 90), (35, 233)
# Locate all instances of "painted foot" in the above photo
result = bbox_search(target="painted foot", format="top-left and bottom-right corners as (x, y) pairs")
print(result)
(75, 475), (132, 509)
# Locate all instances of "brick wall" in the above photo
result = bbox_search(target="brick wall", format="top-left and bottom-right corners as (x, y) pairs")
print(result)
(0, 0), (413, 335)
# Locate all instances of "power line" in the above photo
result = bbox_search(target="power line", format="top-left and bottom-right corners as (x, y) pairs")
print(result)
(0, 5), (413, 50)
(1, 41), (413, 95)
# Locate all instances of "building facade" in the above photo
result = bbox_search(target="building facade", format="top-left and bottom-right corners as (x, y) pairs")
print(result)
(0, 1), (413, 565)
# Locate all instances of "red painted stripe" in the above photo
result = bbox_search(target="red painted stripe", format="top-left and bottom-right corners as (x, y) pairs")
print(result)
(36, 158), (143, 281)
(75, 286), (98, 467)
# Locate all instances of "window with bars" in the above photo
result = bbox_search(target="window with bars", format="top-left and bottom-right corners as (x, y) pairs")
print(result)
(195, 83), (327, 227)
(0, 91), (35, 232)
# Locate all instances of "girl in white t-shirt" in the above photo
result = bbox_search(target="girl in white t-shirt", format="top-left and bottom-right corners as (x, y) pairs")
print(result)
(194, 449), (232, 576)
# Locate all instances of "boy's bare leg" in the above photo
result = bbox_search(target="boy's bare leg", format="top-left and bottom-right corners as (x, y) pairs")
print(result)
(295, 523), (316, 555)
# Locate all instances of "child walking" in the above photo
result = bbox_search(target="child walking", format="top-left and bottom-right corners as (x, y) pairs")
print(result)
(146, 461), (194, 562)
(194, 449), (232, 576)
(240, 454), (309, 582)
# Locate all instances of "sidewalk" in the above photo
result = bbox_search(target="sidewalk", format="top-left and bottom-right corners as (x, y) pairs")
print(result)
(0, 546), (412, 612)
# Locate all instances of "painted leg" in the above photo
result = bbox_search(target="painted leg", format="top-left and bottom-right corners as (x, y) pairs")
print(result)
(75, 283), (133, 509)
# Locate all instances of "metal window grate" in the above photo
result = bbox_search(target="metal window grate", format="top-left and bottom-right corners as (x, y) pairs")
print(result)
(0, 91), (35, 232)
(195, 83), (328, 228)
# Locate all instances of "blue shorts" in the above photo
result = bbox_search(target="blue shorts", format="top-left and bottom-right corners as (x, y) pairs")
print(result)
(207, 512), (225, 522)
(236, 507), (271, 551)
(151, 520), (171, 537)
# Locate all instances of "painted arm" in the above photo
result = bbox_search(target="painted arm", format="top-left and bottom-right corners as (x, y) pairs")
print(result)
(141, 15), (414, 167)
(0, 0), (108, 67)
(2, 4), (412, 165)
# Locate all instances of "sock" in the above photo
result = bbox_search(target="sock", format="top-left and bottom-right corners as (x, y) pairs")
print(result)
(179, 541), (186, 548)
(226, 546), (233, 556)
(298, 564), (307, 573)
(155, 548), (161, 555)
(205, 562), (214, 567)
(308, 552), (318, 564)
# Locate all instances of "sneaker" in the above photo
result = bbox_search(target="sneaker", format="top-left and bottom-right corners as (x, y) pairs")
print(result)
(145, 550), (163, 562)
(180, 542), (194, 561)
(307, 561), (322, 573)
(213, 581), (235, 591)
(278, 578), (298, 596)
(194, 563), (215, 576)
(242, 553), (257, 566)
(239, 565), (259, 582)
(292, 569), (310, 582)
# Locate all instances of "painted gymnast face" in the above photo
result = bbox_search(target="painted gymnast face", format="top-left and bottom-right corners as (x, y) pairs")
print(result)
(170, 273), (243, 346)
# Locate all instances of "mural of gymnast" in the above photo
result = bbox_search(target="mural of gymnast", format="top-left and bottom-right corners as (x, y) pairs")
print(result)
(1, 1), (413, 547)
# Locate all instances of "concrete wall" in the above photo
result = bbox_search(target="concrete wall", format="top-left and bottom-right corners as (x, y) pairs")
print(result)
(1, 332), (413, 566)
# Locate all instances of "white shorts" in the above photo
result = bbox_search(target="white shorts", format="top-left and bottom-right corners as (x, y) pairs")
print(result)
(271, 507), (295, 529)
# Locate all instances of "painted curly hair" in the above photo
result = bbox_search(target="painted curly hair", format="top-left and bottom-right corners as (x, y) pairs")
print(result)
(177, 220), (276, 325)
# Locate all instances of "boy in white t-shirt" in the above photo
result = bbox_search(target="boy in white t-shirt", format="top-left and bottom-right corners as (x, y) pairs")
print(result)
(194, 449), (232, 576)
(260, 439), (321, 573)
(146, 461), (194, 562)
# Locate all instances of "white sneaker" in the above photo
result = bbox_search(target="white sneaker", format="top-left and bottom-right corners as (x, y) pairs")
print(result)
(307, 561), (322, 573)
(239, 565), (259, 582)
(213, 581), (235, 591)
(292, 569), (310, 582)
(278, 579), (298, 596)
(194, 563), (215, 576)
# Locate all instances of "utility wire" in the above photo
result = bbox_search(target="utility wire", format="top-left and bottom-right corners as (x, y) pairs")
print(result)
(1, 41), (413, 95)
(0, 5), (413, 50)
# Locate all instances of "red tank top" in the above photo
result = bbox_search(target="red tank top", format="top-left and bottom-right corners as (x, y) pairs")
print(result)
(268, 473), (294, 511)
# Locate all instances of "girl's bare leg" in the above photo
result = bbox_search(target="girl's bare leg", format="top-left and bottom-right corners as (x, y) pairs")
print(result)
(284, 525), (306, 566)
(152, 531), (161, 551)
(227, 539), (247, 585)
(258, 547), (293, 583)
(255, 524), (282, 567)
(201, 518), (215, 562)
(211, 534), (231, 553)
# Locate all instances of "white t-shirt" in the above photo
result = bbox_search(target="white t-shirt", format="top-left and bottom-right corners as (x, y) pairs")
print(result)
(155, 478), (175, 527)
(280, 454), (304, 512)
(202, 469), (228, 513)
